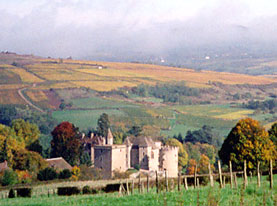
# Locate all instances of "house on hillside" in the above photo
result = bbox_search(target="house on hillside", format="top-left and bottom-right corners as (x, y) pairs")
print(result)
(45, 157), (72, 171)
(0, 161), (9, 172)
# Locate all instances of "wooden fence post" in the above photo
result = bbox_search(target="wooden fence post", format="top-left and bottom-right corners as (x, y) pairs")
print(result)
(139, 173), (141, 193)
(257, 161), (260, 188)
(178, 172), (181, 191)
(218, 160), (223, 188)
(171, 179), (174, 191)
(126, 179), (129, 195)
(119, 181), (122, 196)
(229, 161), (233, 189)
(156, 171), (159, 193)
(147, 174), (149, 193)
(269, 159), (273, 189)
(194, 165), (197, 189)
(244, 160), (248, 189)
(165, 170), (168, 192)
(131, 179), (134, 194)
(184, 176), (188, 190)
(234, 172), (237, 188)
(208, 163), (214, 187)
(223, 176), (226, 188)
(197, 178), (200, 189)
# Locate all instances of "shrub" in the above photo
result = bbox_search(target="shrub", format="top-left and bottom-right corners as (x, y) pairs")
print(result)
(16, 188), (32, 197)
(1, 169), (18, 186)
(57, 187), (81, 196)
(79, 165), (102, 181)
(134, 164), (140, 170)
(113, 170), (130, 179)
(8, 189), (15, 198)
(37, 167), (58, 181)
(16, 170), (32, 184)
(82, 185), (91, 194)
(59, 169), (72, 179)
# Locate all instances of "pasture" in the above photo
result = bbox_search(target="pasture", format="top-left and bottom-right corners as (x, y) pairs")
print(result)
(0, 175), (275, 206)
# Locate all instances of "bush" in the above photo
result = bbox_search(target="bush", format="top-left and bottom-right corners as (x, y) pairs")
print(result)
(1, 170), (18, 186)
(113, 170), (130, 179)
(16, 188), (32, 197)
(134, 164), (140, 170)
(16, 170), (32, 184)
(59, 169), (72, 179)
(82, 185), (91, 194)
(8, 189), (15, 198)
(37, 167), (58, 181)
(79, 165), (102, 181)
(57, 187), (81, 196)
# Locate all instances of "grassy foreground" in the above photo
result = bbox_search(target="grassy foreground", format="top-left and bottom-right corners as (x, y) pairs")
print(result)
(0, 176), (276, 206)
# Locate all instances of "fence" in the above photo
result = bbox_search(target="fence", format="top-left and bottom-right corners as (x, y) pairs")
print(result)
(0, 159), (275, 198)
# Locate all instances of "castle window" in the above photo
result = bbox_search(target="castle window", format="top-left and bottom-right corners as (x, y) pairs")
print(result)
(151, 151), (154, 159)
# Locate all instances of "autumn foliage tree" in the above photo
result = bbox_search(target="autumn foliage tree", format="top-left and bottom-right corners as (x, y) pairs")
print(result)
(219, 118), (276, 170)
(268, 122), (277, 148)
(51, 122), (82, 165)
(0, 124), (46, 172)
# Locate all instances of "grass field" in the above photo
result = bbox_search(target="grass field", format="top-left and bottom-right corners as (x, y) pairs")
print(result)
(0, 175), (275, 206)
(52, 109), (125, 131)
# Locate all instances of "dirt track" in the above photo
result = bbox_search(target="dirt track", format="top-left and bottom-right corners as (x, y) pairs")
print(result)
(17, 86), (45, 113)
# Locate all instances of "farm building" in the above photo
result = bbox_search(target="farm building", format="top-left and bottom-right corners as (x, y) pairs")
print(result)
(82, 129), (178, 178)
(45, 157), (72, 171)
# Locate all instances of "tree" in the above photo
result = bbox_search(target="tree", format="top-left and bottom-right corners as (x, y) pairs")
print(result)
(1, 169), (18, 186)
(12, 149), (47, 172)
(0, 105), (17, 126)
(185, 125), (221, 147)
(186, 159), (198, 175)
(219, 118), (276, 170)
(37, 167), (58, 181)
(51, 122), (82, 165)
(97, 113), (110, 137)
(165, 138), (188, 170)
(199, 154), (210, 174)
(11, 119), (40, 147)
(128, 125), (142, 137)
(26, 139), (43, 155)
(268, 122), (277, 148)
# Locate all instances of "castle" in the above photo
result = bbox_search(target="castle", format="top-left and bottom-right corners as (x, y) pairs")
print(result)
(82, 129), (179, 178)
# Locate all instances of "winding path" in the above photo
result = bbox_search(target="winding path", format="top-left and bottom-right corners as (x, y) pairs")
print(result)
(17, 86), (45, 113)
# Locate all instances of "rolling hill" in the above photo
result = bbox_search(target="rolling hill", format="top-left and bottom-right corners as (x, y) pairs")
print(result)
(0, 52), (276, 138)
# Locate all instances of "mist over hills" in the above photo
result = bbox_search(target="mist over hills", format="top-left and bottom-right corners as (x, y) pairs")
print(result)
(1, 0), (277, 74)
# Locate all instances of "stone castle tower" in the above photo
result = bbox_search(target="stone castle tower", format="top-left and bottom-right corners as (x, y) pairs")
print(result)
(84, 129), (179, 178)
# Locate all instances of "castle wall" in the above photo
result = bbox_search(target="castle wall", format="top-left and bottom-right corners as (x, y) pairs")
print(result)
(139, 147), (149, 170)
(160, 146), (179, 177)
(148, 148), (159, 171)
(111, 145), (127, 173)
(126, 145), (132, 168)
(91, 147), (94, 164)
(131, 146), (139, 167)
(94, 146), (112, 178)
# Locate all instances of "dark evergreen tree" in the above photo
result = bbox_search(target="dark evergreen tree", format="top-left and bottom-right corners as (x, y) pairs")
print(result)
(97, 113), (110, 137)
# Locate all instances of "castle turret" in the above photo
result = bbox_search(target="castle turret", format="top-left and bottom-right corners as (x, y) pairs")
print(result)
(106, 128), (113, 145)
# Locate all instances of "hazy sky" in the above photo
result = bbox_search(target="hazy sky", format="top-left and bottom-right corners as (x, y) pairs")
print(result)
(0, 0), (277, 59)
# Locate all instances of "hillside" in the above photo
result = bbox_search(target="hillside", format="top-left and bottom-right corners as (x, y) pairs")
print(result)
(0, 52), (276, 139)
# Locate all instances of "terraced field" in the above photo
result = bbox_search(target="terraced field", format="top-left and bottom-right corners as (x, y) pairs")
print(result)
(0, 53), (276, 137)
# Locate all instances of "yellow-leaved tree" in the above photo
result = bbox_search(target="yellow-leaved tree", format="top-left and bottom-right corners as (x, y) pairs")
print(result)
(219, 118), (276, 170)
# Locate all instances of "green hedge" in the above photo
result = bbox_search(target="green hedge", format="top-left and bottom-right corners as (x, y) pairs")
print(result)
(57, 187), (81, 196)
